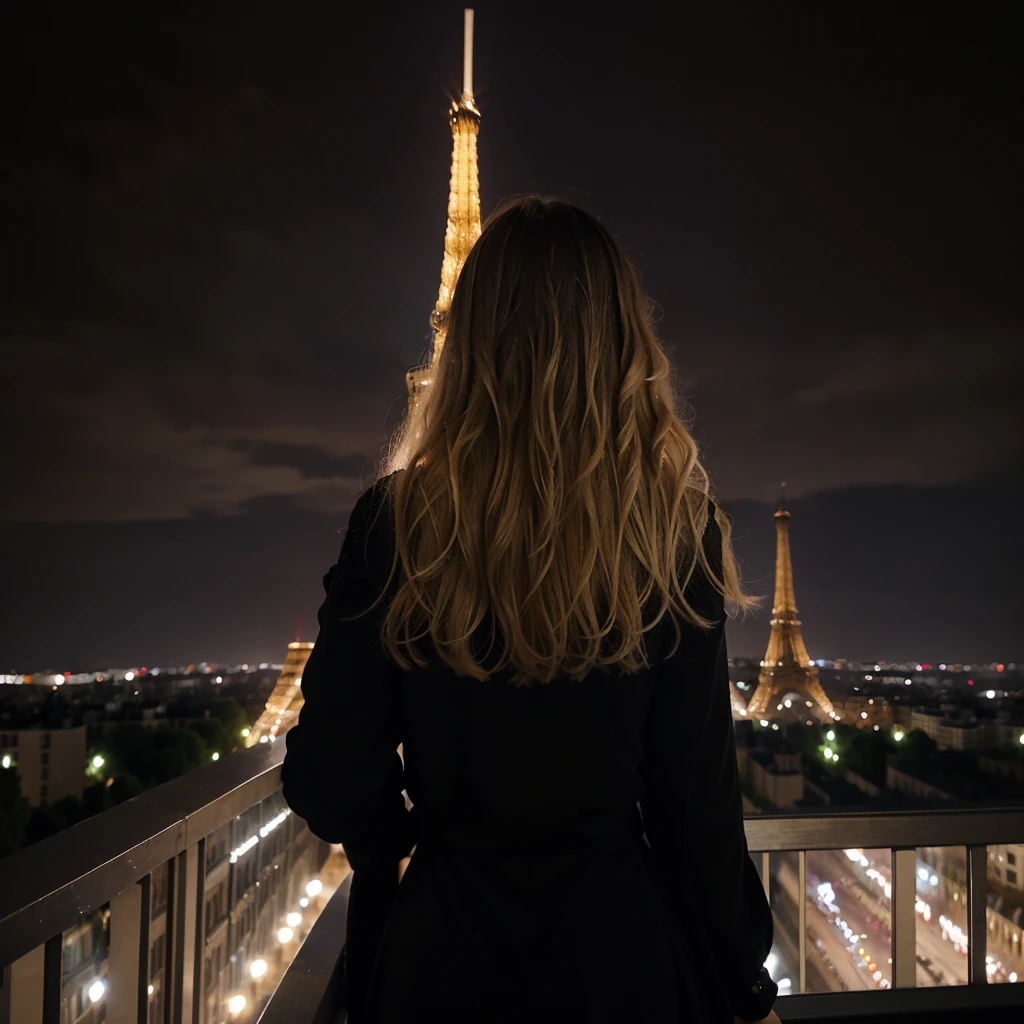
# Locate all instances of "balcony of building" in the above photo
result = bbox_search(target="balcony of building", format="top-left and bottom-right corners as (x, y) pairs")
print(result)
(1, 743), (1022, 1024)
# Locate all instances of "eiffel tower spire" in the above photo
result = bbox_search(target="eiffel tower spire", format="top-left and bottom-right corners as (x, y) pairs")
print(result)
(746, 494), (835, 721)
(407, 8), (483, 407)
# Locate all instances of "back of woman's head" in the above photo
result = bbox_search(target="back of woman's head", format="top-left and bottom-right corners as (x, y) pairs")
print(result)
(382, 195), (752, 685)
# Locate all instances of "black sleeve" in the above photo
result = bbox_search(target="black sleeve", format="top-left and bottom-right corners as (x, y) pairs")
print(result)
(281, 483), (416, 883)
(639, 509), (777, 1022)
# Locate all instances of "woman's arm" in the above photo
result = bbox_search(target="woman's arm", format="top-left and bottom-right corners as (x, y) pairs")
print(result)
(639, 511), (777, 1023)
(281, 483), (416, 883)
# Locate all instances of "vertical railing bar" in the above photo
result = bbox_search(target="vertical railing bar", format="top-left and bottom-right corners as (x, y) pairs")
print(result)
(891, 847), (917, 988)
(797, 850), (807, 995)
(172, 849), (189, 1024)
(761, 851), (770, 900)
(191, 838), (207, 1024)
(41, 934), (61, 1024)
(164, 856), (176, 1024)
(137, 874), (152, 1024)
(967, 845), (988, 985)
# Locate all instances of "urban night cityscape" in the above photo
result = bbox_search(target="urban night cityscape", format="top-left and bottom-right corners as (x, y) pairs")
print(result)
(1, 4), (1022, 1024)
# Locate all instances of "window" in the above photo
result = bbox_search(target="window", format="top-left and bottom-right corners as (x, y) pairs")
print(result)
(40, 766), (48, 781)
(1008, 870), (1019, 886)
(41, 733), (50, 750)
(1008, 851), (1017, 866)
(41, 751), (49, 766)
(40, 784), (47, 802)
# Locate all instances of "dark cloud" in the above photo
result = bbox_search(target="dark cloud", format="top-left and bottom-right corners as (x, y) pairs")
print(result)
(226, 440), (368, 480)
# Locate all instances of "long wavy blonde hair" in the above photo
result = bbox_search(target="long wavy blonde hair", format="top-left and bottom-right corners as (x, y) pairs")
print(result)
(374, 196), (753, 686)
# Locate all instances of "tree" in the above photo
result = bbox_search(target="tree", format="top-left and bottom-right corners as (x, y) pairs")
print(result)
(0, 764), (31, 856)
(102, 724), (207, 788)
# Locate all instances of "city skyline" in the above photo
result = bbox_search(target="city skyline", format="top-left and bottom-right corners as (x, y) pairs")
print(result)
(1, 2), (1021, 666)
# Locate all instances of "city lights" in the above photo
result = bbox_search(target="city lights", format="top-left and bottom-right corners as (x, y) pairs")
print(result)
(211, 752), (220, 761)
(826, 730), (835, 741)
(92, 755), (105, 769)
(278, 927), (294, 943)
(229, 835), (259, 864)
(1, 755), (11, 769)
(88, 980), (106, 1003)
(894, 730), (905, 742)
(148, 985), (154, 995)
(228, 994), (247, 1015)
(306, 879), (323, 897)
(249, 959), (267, 979)
(299, 897), (309, 908)
(259, 809), (290, 838)
(241, 728), (250, 737)
(286, 912), (302, 928)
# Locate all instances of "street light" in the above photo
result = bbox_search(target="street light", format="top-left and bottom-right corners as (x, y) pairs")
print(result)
(92, 755), (105, 769)
(228, 994), (247, 1015)
(241, 728), (250, 737)
(88, 980), (105, 1003)
(249, 959), (267, 980)
(306, 879), (322, 897)
(278, 927), (294, 943)
(893, 730), (905, 742)
(1, 755), (11, 769)
(286, 912), (302, 928)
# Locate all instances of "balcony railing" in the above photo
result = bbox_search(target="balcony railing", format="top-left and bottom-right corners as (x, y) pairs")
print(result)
(0, 743), (330, 1024)
(2, 744), (1023, 1023)
(744, 809), (1024, 1019)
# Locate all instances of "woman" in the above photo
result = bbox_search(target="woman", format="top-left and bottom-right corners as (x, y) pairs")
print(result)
(282, 196), (779, 1023)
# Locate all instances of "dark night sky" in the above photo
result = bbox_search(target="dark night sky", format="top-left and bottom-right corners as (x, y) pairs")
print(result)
(1, 2), (1021, 669)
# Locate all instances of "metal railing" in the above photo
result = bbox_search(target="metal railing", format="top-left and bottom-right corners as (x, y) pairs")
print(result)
(0, 743), (328, 1024)
(254, 808), (1024, 1023)
(3, 747), (1023, 1023)
(745, 809), (1024, 1019)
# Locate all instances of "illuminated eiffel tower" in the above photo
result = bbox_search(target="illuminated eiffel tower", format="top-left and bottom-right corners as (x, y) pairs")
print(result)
(247, 642), (314, 745)
(247, 14), (481, 746)
(406, 8), (482, 407)
(745, 490), (835, 721)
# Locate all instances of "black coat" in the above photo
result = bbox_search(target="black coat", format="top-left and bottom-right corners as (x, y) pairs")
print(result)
(282, 473), (775, 1023)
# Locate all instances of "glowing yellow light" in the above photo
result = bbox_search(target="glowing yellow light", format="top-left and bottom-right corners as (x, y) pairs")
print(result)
(241, 728), (250, 737)
(306, 879), (322, 897)
(277, 927), (293, 943)
(228, 994), (247, 1014)
(286, 912), (302, 928)
(249, 959), (267, 979)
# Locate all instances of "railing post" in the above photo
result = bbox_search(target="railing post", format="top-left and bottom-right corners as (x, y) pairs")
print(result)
(108, 883), (143, 1024)
(797, 850), (806, 995)
(3, 944), (45, 1024)
(170, 843), (202, 1024)
(761, 851), (770, 900)
(191, 839), (207, 1024)
(967, 844), (988, 985)
(41, 934), (61, 1024)
(891, 847), (917, 989)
